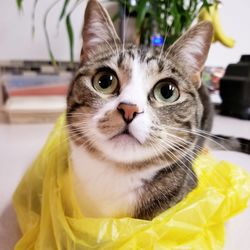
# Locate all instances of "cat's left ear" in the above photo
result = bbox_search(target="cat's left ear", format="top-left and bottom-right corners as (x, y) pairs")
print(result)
(81, 0), (120, 63)
(167, 21), (213, 88)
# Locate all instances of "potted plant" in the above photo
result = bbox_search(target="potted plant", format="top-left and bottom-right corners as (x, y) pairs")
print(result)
(17, 0), (235, 62)
(116, 0), (214, 47)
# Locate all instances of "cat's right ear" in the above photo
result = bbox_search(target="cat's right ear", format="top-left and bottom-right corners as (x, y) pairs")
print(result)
(80, 0), (120, 64)
(167, 21), (213, 88)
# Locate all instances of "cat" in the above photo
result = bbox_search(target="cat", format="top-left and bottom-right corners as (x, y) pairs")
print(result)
(66, 0), (214, 220)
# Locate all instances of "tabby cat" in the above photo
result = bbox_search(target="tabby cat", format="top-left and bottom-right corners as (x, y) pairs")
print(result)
(66, 0), (214, 220)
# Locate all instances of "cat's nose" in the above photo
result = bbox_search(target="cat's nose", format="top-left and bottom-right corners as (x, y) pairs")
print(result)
(117, 102), (140, 123)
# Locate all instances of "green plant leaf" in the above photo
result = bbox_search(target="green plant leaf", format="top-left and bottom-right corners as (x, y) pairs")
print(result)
(16, 0), (23, 9)
(202, 0), (212, 12)
(66, 14), (74, 62)
(135, 0), (148, 32)
(172, 2), (181, 35)
(59, 0), (70, 21)
(65, 0), (82, 63)
(31, 0), (39, 37)
(43, 0), (61, 65)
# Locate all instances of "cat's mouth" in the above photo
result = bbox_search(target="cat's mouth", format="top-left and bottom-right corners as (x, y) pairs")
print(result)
(110, 128), (142, 145)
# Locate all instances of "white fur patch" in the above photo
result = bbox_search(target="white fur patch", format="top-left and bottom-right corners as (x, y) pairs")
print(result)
(70, 142), (164, 218)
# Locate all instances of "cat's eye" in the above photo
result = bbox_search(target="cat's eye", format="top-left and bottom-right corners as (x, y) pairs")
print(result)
(153, 80), (179, 103)
(92, 71), (118, 95)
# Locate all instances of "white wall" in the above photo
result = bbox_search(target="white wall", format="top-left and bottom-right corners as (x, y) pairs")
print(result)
(206, 0), (250, 66)
(0, 0), (87, 62)
(0, 0), (249, 67)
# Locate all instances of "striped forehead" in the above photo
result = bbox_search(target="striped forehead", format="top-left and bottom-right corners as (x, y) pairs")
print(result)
(75, 46), (183, 93)
(115, 49), (167, 90)
(117, 49), (164, 71)
(111, 50), (165, 108)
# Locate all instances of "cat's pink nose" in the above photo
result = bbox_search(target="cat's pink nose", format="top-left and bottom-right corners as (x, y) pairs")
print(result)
(117, 102), (140, 123)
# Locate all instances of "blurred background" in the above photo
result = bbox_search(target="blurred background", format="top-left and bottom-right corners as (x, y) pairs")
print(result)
(0, 1), (250, 249)
(0, 0), (250, 122)
(0, 0), (249, 65)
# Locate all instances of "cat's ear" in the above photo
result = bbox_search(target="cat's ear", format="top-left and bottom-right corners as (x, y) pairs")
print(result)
(167, 21), (213, 88)
(81, 0), (120, 63)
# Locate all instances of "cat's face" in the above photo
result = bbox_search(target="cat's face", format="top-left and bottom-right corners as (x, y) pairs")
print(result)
(67, 0), (213, 165)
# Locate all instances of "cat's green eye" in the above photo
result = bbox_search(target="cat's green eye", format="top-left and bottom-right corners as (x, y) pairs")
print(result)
(92, 71), (118, 95)
(153, 80), (179, 103)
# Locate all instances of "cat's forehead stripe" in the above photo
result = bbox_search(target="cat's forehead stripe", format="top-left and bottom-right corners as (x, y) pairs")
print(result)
(145, 56), (157, 64)
(144, 56), (164, 73)
(117, 49), (165, 75)
(139, 49), (147, 62)
(117, 50), (135, 69)
(127, 50), (135, 60)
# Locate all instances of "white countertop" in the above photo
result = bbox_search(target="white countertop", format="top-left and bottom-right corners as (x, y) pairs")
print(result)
(0, 115), (249, 250)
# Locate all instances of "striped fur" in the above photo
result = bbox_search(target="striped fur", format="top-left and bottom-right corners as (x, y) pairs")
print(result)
(66, 0), (214, 219)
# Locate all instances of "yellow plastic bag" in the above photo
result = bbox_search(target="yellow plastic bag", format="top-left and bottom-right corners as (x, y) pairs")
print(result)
(13, 115), (250, 250)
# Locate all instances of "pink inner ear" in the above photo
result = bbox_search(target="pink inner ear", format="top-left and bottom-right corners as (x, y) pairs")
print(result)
(81, 0), (120, 63)
(168, 22), (213, 84)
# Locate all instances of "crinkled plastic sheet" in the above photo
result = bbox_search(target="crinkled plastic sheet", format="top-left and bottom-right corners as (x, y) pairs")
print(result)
(13, 115), (250, 250)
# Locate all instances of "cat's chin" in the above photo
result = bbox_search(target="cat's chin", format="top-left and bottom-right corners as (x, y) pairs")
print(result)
(96, 136), (155, 164)
(110, 132), (142, 146)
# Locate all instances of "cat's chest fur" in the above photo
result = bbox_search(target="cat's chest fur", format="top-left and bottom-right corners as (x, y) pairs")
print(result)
(70, 142), (162, 218)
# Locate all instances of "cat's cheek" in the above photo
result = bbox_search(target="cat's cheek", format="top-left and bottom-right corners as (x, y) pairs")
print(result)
(91, 100), (119, 137)
(92, 98), (116, 120)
